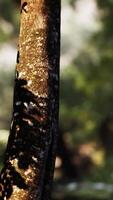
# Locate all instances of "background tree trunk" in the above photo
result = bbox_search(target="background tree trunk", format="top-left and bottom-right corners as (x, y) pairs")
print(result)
(0, 0), (60, 199)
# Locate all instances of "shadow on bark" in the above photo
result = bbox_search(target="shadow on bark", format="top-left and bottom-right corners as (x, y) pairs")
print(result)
(0, 76), (50, 199)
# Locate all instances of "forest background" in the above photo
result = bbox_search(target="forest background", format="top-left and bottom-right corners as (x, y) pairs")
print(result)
(1, 0), (113, 199)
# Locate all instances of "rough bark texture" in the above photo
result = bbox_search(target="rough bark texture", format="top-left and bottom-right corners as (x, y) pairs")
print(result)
(0, 0), (60, 199)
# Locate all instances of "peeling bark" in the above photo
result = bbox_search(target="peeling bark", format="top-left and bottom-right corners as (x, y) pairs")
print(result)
(0, 0), (60, 199)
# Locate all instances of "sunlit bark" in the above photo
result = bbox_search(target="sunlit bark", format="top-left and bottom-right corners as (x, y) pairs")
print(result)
(0, 0), (60, 199)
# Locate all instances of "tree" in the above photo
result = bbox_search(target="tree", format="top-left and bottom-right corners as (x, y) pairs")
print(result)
(0, 0), (61, 199)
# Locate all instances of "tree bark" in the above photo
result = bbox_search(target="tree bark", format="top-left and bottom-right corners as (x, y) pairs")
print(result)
(0, 0), (60, 199)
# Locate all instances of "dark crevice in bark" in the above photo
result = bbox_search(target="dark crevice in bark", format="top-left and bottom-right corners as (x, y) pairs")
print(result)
(41, 1), (61, 199)
(21, 2), (28, 13)
(0, 77), (52, 199)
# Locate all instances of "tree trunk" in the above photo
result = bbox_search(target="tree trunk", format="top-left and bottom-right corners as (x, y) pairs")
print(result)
(0, 0), (60, 199)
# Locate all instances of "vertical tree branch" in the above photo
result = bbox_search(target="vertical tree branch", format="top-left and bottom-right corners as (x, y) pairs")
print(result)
(0, 0), (60, 200)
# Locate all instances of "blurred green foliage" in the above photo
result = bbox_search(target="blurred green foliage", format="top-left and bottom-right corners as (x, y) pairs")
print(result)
(0, 70), (14, 129)
(60, 0), (113, 183)
(53, 182), (113, 200)
(0, 0), (19, 42)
